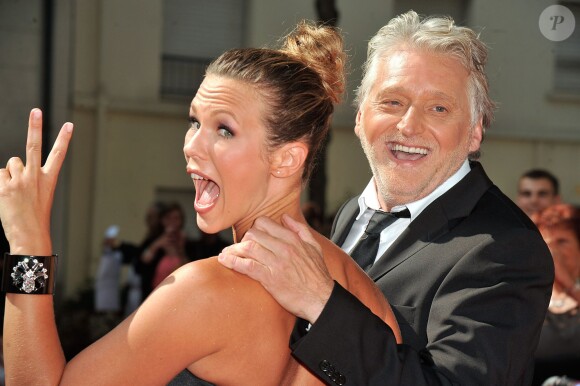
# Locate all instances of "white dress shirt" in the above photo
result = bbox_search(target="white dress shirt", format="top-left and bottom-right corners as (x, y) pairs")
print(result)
(340, 160), (472, 265)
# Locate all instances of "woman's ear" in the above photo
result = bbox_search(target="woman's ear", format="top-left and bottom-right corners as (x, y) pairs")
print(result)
(270, 142), (308, 178)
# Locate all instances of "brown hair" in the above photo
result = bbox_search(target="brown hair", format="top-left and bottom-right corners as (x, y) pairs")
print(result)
(206, 21), (346, 181)
(532, 204), (580, 240)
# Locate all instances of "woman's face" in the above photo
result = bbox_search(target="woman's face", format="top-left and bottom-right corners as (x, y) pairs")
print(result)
(183, 75), (273, 234)
(541, 225), (580, 279)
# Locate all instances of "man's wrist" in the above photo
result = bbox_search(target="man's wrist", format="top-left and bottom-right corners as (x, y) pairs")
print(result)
(304, 280), (335, 324)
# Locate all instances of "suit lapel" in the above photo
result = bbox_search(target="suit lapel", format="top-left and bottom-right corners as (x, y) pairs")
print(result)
(330, 197), (360, 246)
(367, 199), (450, 280)
(367, 162), (493, 281)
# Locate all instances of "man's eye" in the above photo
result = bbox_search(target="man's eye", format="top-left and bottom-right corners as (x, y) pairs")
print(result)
(434, 106), (447, 113)
(537, 191), (552, 198)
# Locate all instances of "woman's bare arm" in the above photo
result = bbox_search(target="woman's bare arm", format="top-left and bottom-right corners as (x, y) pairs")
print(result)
(1, 109), (71, 385)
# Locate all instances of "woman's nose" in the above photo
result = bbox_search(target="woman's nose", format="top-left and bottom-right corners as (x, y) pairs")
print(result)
(183, 128), (207, 160)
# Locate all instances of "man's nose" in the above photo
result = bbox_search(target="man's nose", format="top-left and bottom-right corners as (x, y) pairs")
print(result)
(396, 106), (424, 136)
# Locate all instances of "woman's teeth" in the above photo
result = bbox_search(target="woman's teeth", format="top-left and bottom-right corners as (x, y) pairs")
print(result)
(191, 173), (209, 180)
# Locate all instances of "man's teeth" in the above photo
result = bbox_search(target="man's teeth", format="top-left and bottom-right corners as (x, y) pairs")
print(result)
(190, 173), (208, 180)
(393, 144), (428, 155)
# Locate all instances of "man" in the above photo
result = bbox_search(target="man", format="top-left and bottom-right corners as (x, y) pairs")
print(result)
(219, 11), (553, 385)
(517, 169), (561, 218)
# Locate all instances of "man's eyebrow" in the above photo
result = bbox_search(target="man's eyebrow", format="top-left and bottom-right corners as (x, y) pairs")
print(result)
(374, 87), (457, 104)
(428, 91), (457, 104)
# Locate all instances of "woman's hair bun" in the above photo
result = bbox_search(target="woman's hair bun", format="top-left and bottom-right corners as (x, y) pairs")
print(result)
(281, 21), (346, 104)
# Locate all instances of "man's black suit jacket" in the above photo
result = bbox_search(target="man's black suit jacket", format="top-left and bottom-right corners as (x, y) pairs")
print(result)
(291, 162), (554, 385)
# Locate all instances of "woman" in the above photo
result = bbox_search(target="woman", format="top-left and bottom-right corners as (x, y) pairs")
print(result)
(531, 204), (580, 384)
(0, 22), (400, 385)
(142, 202), (192, 291)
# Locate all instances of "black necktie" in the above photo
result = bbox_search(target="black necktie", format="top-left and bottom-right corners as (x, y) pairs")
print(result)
(350, 208), (410, 270)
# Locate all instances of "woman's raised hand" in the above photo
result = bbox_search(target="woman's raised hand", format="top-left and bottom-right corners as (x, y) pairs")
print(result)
(0, 108), (73, 255)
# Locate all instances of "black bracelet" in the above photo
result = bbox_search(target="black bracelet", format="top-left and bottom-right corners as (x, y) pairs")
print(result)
(2, 253), (57, 294)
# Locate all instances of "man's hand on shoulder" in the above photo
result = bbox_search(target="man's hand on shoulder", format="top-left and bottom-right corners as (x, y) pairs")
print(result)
(218, 214), (334, 323)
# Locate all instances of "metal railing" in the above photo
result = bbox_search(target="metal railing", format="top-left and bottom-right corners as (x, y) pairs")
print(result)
(161, 54), (213, 99)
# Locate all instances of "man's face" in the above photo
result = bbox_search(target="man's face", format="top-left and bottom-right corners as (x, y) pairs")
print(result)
(355, 48), (483, 209)
(517, 177), (560, 217)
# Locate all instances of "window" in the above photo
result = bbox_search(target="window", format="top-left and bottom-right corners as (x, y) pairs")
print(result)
(554, 2), (580, 94)
(161, 0), (247, 99)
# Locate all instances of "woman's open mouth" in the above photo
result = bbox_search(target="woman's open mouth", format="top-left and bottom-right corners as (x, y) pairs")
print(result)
(191, 172), (220, 211)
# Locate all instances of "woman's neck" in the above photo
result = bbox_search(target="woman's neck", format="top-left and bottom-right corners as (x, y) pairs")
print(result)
(232, 189), (305, 243)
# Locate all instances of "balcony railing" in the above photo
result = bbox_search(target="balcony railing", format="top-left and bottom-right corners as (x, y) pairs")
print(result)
(161, 54), (212, 99)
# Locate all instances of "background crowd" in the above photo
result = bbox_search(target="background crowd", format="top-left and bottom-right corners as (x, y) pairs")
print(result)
(91, 201), (229, 338)
(515, 169), (580, 385)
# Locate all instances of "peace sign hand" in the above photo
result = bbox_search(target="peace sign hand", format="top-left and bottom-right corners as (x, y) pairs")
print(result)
(0, 108), (73, 255)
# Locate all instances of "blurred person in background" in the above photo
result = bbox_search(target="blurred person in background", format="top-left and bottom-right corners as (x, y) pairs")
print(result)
(517, 169), (561, 218)
(123, 201), (167, 315)
(532, 203), (580, 385)
(140, 202), (193, 293)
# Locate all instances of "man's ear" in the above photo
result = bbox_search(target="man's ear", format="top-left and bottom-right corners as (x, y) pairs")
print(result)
(354, 109), (363, 138)
(468, 117), (484, 153)
(270, 142), (308, 178)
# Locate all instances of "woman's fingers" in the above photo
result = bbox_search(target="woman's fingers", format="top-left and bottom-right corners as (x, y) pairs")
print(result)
(25, 109), (44, 169)
(0, 109), (74, 254)
(44, 122), (74, 176)
(23, 108), (73, 175)
(5, 157), (25, 177)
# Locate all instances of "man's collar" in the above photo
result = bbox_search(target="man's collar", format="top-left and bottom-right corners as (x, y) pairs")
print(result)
(357, 160), (471, 220)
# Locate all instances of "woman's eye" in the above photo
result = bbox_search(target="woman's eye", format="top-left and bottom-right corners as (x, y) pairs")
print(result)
(218, 125), (233, 138)
(434, 106), (447, 113)
(188, 117), (200, 130)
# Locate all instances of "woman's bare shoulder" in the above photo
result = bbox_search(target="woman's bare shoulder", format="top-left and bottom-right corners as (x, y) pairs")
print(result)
(163, 257), (267, 308)
(159, 258), (296, 383)
(313, 233), (367, 284)
(313, 232), (402, 342)
(137, 258), (289, 358)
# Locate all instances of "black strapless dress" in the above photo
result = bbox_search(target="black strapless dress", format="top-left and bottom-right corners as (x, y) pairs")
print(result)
(167, 369), (215, 386)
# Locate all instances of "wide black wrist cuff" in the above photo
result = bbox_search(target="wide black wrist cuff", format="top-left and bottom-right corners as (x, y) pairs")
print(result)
(2, 253), (57, 294)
